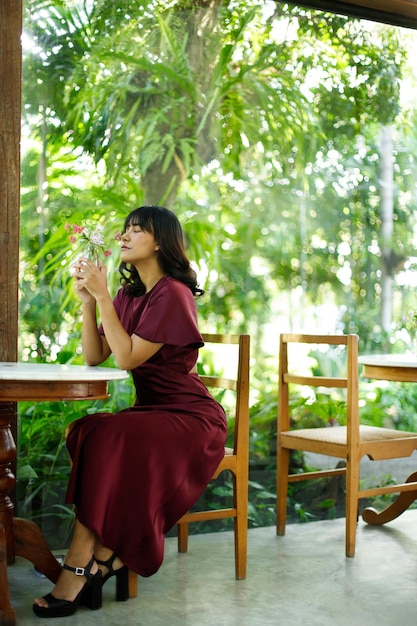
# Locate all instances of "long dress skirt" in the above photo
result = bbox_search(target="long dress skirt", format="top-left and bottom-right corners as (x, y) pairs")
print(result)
(66, 404), (226, 576)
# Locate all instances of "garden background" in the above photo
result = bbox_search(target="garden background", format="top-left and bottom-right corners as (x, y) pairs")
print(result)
(17, 0), (417, 548)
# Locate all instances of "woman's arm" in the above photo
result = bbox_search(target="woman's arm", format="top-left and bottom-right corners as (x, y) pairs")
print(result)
(80, 300), (112, 366)
(95, 293), (163, 370)
(74, 258), (162, 370)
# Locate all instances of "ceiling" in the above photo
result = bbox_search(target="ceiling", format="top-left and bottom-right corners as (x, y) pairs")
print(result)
(291, 1), (417, 29)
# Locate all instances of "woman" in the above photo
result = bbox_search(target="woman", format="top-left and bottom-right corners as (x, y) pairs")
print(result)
(33, 206), (227, 618)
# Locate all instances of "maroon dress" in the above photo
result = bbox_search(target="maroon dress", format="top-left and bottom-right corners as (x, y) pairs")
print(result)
(66, 276), (227, 577)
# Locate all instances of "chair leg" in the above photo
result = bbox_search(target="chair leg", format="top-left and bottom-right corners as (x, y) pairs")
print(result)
(345, 458), (360, 558)
(276, 447), (290, 536)
(177, 521), (189, 553)
(128, 569), (138, 598)
(234, 474), (248, 580)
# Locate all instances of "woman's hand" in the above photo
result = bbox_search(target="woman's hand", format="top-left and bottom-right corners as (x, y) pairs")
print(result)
(74, 280), (95, 304)
(73, 258), (108, 302)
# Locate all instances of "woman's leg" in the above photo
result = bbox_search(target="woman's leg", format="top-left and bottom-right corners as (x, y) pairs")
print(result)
(33, 518), (99, 608)
(93, 539), (130, 602)
(94, 540), (125, 577)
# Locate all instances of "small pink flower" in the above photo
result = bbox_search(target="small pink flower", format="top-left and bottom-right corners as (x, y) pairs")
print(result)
(67, 219), (112, 265)
(115, 231), (122, 242)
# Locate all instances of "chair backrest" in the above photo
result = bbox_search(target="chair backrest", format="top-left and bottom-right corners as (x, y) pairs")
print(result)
(279, 333), (359, 440)
(200, 333), (250, 455)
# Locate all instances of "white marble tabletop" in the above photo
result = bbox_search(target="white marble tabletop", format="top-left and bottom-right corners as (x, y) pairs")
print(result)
(0, 362), (129, 381)
(359, 354), (417, 367)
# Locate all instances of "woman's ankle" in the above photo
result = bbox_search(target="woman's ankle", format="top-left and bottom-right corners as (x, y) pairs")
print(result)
(94, 548), (113, 562)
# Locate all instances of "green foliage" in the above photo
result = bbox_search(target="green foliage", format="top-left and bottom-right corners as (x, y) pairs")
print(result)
(17, 0), (417, 542)
(21, 0), (417, 347)
(360, 380), (417, 432)
(249, 393), (277, 464)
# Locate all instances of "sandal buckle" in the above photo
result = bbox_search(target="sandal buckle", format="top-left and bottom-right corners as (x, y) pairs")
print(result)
(75, 567), (85, 576)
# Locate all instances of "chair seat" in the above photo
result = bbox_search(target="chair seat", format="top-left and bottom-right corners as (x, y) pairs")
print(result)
(281, 424), (417, 445)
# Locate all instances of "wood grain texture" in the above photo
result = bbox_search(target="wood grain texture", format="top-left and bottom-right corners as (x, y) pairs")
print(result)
(0, 0), (22, 364)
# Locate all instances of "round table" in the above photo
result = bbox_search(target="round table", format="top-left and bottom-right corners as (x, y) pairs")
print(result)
(359, 353), (417, 383)
(359, 354), (417, 528)
(0, 362), (129, 626)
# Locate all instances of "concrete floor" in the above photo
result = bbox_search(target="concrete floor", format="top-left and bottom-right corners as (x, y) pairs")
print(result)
(6, 508), (417, 626)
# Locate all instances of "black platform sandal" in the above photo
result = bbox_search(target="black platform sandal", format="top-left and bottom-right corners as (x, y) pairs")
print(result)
(96, 553), (129, 602)
(32, 556), (102, 618)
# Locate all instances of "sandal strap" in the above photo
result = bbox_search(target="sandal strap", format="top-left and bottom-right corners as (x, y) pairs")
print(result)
(63, 556), (96, 581)
(95, 553), (117, 573)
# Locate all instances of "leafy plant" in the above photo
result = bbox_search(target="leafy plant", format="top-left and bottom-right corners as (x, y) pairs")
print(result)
(17, 0), (417, 543)
(360, 380), (417, 432)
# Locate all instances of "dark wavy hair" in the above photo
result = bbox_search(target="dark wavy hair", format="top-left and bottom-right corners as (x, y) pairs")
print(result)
(119, 205), (204, 297)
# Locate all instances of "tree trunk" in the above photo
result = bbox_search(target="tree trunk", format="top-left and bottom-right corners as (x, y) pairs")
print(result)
(142, 0), (222, 206)
(379, 125), (394, 334)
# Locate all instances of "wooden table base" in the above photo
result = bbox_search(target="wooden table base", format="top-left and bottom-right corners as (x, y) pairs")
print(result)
(0, 518), (62, 626)
(362, 470), (417, 525)
(0, 523), (14, 626)
(0, 399), (61, 625)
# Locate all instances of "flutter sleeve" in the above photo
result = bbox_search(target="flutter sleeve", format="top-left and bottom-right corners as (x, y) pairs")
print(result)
(132, 277), (203, 348)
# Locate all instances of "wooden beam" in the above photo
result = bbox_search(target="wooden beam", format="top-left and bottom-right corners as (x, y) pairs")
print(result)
(289, 1), (417, 29)
(0, 0), (22, 363)
(355, 0), (417, 19)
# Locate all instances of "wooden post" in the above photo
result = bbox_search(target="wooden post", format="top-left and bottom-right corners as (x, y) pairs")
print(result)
(0, 0), (21, 360)
(0, 3), (22, 622)
(0, 0), (22, 571)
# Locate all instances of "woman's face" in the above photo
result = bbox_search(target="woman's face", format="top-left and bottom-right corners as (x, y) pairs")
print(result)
(120, 223), (159, 266)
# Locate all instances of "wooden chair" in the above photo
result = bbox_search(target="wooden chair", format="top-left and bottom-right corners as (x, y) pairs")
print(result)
(127, 333), (250, 595)
(276, 333), (417, 557)
(177, 333), (250, 580)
